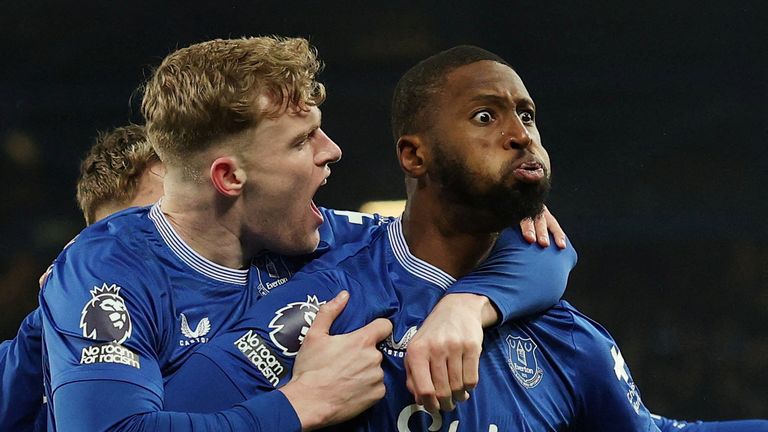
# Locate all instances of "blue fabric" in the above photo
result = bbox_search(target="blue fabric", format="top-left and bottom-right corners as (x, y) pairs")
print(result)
(653, 415), (768, 432)
(53, 380), (299, 431)
(165, 220), (651, 429)
(0, 309), (45, 431)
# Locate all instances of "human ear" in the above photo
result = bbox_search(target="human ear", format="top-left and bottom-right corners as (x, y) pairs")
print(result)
(397, 135), (427, 178)
(210, 157), (245, 197)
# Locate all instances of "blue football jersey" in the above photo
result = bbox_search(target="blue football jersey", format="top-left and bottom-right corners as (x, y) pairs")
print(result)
(39, 204), (263, 428)
(15, 204), (567, 431)
(0, 309), (46, 432)
(31, 205), (406, 431)
(651, 415), (768, 432)
(162, 218), (650, 431)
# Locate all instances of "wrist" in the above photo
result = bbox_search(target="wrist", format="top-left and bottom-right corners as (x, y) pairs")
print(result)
(444, 293), (499, 327)
(279, 379), (330, 431)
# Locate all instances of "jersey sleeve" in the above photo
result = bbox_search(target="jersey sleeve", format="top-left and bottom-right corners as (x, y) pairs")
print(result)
(164, 269), (377, 412)
(569, 310), (661, 431)
(316, 208), (393, 253)
(52, 380), (300, 432)
(40, 236), (167, 399)
(0, 308), (44, 432)
(40, 236), (304, 432)
(652, 415), (768, 432)
(446, 228), (578, 323)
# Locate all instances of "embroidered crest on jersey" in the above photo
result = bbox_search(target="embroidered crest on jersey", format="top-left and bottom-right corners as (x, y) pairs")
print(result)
(79, 283), (132, 344)
(234, 330), (287, 387)
(254, 255), (294, 296)
(506, 335), (543, 388)
(379, 326), (418, 358)
(179, 313), (211, 346)
(269, 295), (325, 356)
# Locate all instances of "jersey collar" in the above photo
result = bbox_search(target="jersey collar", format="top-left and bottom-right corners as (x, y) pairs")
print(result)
(387, 218), (456, 290)
(149, 202), (248, 286)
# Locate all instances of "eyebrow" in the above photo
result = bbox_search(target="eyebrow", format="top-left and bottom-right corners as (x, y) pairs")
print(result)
(289, 112), (322, 144)
(469, 94), (536, 111)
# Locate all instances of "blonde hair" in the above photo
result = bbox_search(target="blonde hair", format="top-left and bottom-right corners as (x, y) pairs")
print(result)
(76, 125), (160, 225)
(141, 36), (326, 169)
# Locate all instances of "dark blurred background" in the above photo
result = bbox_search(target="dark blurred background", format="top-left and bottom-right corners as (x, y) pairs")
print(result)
(1, 0), (765, 420)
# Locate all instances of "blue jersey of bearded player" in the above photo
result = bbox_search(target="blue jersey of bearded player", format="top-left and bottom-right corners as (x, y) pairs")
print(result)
(164, 218), (661, 431)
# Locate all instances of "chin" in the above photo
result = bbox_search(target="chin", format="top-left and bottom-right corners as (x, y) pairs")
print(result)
(280, 230), (321, 256)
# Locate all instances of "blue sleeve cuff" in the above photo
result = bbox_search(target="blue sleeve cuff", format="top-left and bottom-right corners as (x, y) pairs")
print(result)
(237, 390), (301, 432)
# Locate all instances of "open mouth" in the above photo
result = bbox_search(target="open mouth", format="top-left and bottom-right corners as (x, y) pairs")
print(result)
(310, 199), (323, 221)
(310, 171), (331, 222)
(513, 161), (546, 183)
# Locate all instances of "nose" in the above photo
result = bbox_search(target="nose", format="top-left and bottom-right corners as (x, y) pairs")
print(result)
(314, 128), (343, 165)
(503, 116), (532, 150)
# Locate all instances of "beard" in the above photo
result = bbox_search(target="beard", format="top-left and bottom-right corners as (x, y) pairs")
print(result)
(430, 140), (550, 231)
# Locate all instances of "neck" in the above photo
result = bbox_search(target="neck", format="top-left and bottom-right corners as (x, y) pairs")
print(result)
(161, 178), (251, 269)
(401, 193), (500, 279)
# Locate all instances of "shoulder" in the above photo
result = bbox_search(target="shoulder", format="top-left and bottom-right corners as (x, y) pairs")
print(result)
(56, 207), (156, 266)
(554, 301), (616, 361)
(487, 228), (578, 268)
(301, 221), (389, 277)
(41, 209), (165, 327)
(316, 207), (393, 251)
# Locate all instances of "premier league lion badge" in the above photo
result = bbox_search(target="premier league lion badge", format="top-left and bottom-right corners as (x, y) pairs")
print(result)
(506, 334), (544, 388)
(269, 295), (325, 356)
(79, 283), (132, 344)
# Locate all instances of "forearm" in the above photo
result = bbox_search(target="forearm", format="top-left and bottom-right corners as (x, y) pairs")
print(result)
(447, 230), (575, 324)
(53, 381), (301, 432)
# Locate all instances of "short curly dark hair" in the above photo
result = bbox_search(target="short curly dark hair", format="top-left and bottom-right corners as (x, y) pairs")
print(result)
(391, 45), (509, 141)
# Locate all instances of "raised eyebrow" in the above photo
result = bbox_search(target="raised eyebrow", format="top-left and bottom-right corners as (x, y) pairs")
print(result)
(469, 94), (509, 107)
(469, 94), (536, 111)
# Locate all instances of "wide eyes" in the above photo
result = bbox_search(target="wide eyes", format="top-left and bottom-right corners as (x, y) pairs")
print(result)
(471, 109), (535, 125)
(519, 111), (534, 124)
(472, 110), (494, 124)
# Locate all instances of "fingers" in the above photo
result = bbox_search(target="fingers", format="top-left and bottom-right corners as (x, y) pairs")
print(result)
(407, 348), (471, 412)
(353, 318), (393, 343)
(448, 354), (468, 403)
(520, 218), (536, 243)
(542, 206), (567, 249)
(533, 212), (550, 247)
(461, 349), (479, 407)
(430, 359), (454, 411)
(309, 290), (349, 335)
(528, 206), (567, 249)
(405, 351), (439, 411)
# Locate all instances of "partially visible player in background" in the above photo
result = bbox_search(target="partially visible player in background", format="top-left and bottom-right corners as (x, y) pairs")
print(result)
(0, 125), (165, 432)
(76, 125), (164, 226)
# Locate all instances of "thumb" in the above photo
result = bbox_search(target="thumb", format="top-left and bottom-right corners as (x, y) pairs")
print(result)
(353, 317), (393, 344)
(309, 290), (350, 336)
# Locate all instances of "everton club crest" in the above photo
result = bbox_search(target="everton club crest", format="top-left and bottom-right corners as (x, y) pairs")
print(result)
(506, 334), (544, 388)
